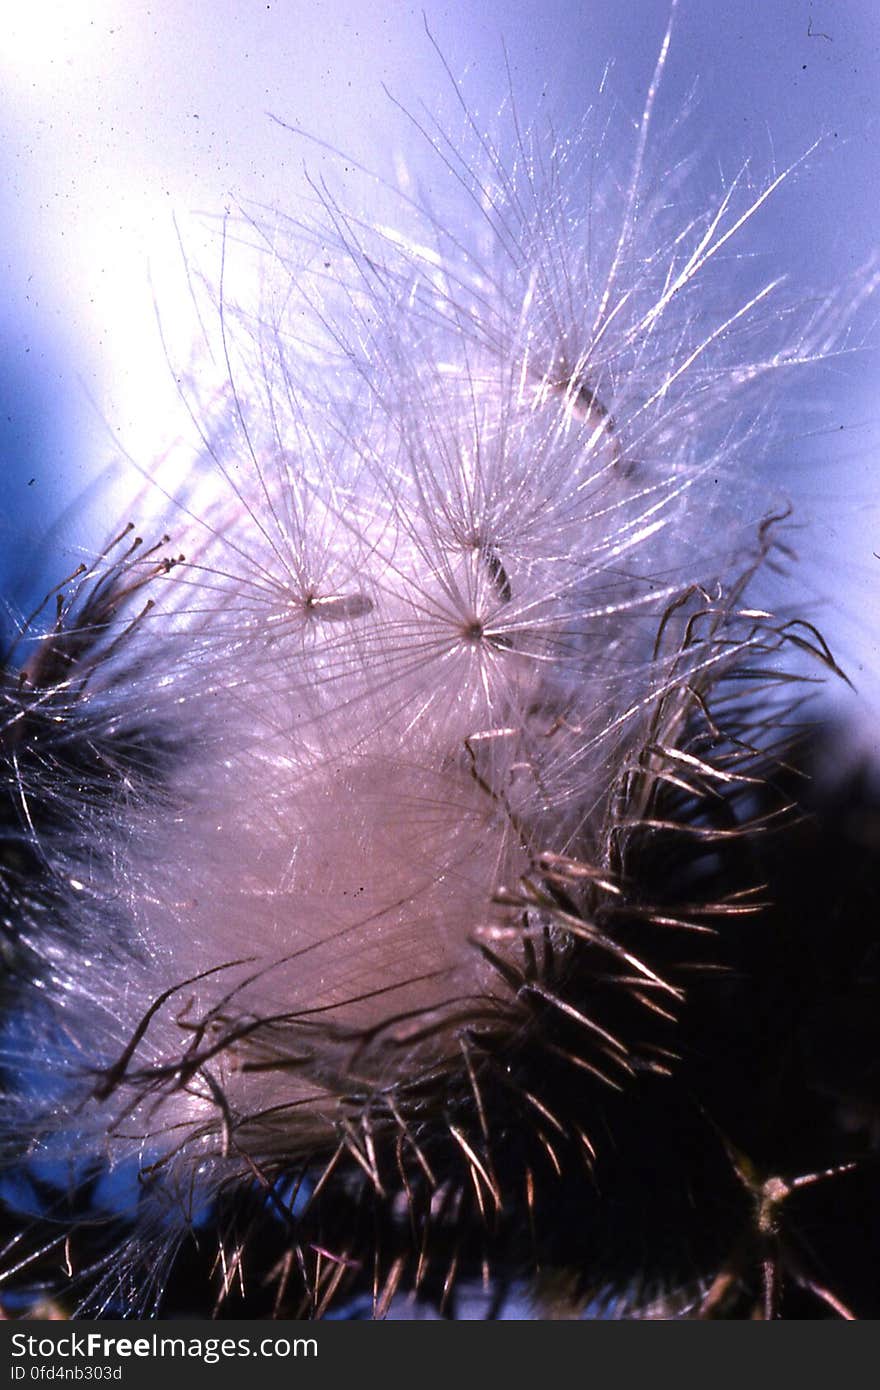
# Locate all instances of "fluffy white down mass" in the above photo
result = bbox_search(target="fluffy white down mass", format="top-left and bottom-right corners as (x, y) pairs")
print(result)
(0, 8), (876, 1319)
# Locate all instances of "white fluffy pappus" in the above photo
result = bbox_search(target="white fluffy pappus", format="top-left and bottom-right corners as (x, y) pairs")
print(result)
(0, 19), (868, 1319)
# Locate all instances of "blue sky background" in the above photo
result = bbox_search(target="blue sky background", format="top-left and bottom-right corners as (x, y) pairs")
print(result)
(1, 0), (878, 723)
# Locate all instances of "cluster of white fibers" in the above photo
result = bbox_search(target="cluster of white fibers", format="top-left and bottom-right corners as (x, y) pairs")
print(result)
(0, 27), (864, 1319)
